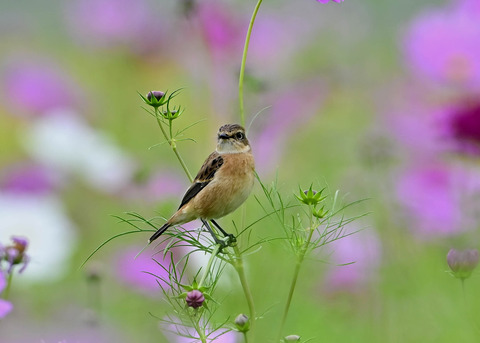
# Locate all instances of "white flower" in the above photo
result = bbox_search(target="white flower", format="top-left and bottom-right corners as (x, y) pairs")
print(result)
(0, 192), (77, 281)
(22, 109), (135, 193)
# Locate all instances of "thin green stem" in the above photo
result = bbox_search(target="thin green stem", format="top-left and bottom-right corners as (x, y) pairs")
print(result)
(198, 244), (222, 289)
(277, 205), (316, 340)
(277, 260), (302, 340)
(3, 271), (13, 300)
(232, 245), (256, 338)
(192, 316), (208, 343)
(238, 0), (263, 127)
(154, 108), (194, 182)
(243, 331), (249, 343)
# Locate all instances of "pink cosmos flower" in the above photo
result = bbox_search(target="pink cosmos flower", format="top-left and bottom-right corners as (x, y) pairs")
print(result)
(114, 245), (176, 294)
(251, 82), (325, 174)
(322, 228), (381, 293)
(395, 162), (480, 238)
(0, 162), (60, 195)
(65, 0), (163, 53)
(2, 60), (76, 116)
(404, 3), (480, 88)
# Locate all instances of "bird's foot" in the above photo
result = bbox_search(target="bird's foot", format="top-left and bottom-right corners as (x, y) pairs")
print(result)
(215, 234), (237, 250)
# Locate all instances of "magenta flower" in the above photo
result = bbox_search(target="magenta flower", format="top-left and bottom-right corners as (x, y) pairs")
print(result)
(438, 101), (480, 156)
(404, 3), (480, 88)
(3, 61), (76, 115)
(185, 289), (205, 308)
(0, 272), (13, 319)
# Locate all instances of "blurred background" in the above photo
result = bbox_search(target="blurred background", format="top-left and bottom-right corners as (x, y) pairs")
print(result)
(1, 0), (480, 342)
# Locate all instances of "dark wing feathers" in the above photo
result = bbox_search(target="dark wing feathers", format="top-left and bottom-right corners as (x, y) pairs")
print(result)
(177, 152), (224, 209)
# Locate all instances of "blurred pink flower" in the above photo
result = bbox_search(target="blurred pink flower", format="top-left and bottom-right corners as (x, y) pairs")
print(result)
(317, 0), (344, 3)
(0, 272), (13, 318)
(387, 103), (448, 158)
(251, 82), (325, 174)
(404, 3), (480, 88)
(162, 321), (239, 343)
(2, 61), (76, 115)
(322, 228), (381, 293)
(195, 1), (243, 62)
(66, 0), (163, 52)
(0, 162), (60, 195)
(145, 171), (186, 202)
(395, 162), (479, 237)
(115, 246), (171, 294)
(114, 243), (191, 295)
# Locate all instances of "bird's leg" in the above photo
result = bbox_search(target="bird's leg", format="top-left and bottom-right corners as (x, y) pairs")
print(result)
(201, 219), (228, 248)
(211, 219), (236, 244)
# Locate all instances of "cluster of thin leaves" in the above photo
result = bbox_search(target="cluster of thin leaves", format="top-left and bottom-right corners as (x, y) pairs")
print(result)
(254, 175), (369, 257)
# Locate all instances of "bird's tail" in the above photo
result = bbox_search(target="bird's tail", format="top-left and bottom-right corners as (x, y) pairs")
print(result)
(148, 223), (171, 243)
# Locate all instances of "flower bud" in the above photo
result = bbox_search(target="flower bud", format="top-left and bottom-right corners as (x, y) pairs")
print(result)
(447, 248), (479, 280)
(146, 91), (165, 102)
(2, 236), (29, 273)
(295, 186), (326, 206)
(234, 314), (250, 332)
(141, 90), (167, 108)
(185, 290), (205, 309)
(284, 335), (301, 342)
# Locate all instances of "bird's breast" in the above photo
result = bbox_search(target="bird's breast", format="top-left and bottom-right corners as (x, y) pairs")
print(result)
(192, 152), (255, 219)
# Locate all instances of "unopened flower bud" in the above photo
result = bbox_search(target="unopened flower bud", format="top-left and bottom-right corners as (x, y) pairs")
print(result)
(284, 335), (301, 342)
(234, 314), (250, 332)
(186, 290), (205, 309)
(447, 248), (479, 280)
(146, 91), (165, 102)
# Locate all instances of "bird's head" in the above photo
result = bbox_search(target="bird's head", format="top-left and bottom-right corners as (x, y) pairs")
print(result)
(216, 124), (251, 154)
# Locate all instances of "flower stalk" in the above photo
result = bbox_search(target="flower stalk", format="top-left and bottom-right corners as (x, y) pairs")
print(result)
(238, 0), (263, 127)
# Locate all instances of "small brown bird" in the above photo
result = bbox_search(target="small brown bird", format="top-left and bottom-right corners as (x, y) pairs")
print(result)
(148, 124), (255, 245)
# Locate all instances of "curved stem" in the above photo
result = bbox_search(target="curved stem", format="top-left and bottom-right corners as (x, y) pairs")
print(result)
(276, 205), (316, 341)
(154, 108), (194, 182)
(277, 261), (302, 340)
(198, 244), (222, 289)
(238, 0), (263, 127)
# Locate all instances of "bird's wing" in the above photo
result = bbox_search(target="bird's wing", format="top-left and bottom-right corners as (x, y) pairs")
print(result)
(177, 151), (224, 209)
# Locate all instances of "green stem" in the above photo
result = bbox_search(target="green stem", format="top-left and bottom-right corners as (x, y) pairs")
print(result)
(232, 245), (256, 337)
(277, 205), (316, 340)
(3, 271), (13, 300)
(154, 108), (194, 182)
(198, 244), (222, 289)
(192, 317), (208, 343)
(243, 331), (249, 343)
(238, 0), (263, 127)
(277, 260), (302, 341)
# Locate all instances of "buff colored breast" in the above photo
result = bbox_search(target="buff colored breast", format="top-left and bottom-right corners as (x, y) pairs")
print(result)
(192, 152), (255, 219)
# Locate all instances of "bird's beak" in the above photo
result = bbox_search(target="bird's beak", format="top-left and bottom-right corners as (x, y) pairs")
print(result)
(218, 133), (229, 140)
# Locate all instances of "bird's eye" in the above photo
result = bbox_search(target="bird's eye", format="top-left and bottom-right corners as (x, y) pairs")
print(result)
(235, 132), (245, 140)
